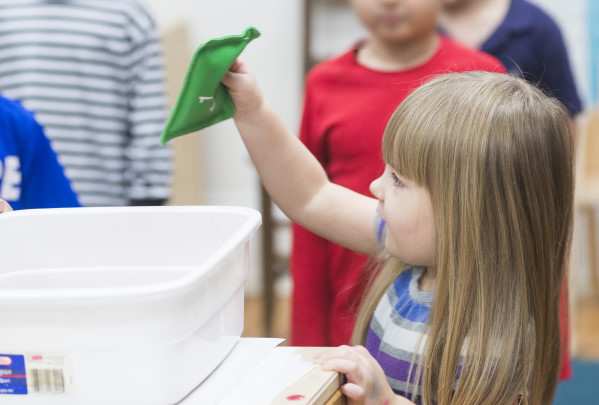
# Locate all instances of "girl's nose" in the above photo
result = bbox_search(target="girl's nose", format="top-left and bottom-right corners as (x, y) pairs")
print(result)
(370, 175), (384, 200)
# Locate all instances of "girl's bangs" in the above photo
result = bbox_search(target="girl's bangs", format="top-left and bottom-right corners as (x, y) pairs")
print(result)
(382, 92), (447, 186)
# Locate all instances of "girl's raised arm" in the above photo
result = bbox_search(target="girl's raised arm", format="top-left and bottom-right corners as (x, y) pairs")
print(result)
(222, 60), (379, 256)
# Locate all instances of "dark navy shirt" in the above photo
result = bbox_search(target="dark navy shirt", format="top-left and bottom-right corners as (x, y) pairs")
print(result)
(481, 0), (582, 115)
(0, 96), (80, 210)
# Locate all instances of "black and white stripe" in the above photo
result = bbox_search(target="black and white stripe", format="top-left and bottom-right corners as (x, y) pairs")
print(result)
(0, 0), (171, 206)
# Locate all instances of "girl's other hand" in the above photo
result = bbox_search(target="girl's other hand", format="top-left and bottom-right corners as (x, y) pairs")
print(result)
(314, 345), (414, 405)
(222, 58), (264, 118)
(0, 199), (13, 213)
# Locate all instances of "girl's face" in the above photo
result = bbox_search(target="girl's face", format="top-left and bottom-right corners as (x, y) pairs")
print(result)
(350, 0), (441, 44)
(370, 165), (436, 266)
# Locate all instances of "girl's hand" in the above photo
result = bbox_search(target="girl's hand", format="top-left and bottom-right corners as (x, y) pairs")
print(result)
(0, 199), (13, 213)
(222, 59), (264, 118)
(314, 345), (414, 405)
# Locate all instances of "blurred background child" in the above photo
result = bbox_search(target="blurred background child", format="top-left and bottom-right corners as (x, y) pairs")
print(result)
(0, 0), (171, 207)
(0, 96), (79, 210)
(440, 0), (581, 116)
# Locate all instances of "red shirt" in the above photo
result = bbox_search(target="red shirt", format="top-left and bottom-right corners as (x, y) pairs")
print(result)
(291, 36), (505, 346)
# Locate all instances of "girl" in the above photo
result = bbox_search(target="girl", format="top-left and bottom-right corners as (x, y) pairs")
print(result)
(222, 62), (574, 404)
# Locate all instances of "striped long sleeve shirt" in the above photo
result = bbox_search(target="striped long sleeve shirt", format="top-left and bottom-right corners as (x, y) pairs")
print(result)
(365, 267), (434, 404)
(0, 0), (171, 206)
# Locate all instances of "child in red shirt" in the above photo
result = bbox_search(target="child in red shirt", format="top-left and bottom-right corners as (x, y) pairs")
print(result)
(291, 0), (505, 347)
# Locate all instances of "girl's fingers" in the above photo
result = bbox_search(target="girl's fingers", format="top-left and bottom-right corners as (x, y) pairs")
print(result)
(221, 70), (235, 88)
(321, 358), (363, 384)
(318, 346), (398, 405)
(314, 345), (356, 364)
(353, 345), (371, 357)
(228, 58), (249, 74)
(222, 59), (248, 88)
(340, 383), (365, 401)
(228, 58), (243, 72)
(314, 345), (372, 368)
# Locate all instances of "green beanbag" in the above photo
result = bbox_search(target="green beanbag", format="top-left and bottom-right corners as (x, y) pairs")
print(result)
(160, 26), (261, 145)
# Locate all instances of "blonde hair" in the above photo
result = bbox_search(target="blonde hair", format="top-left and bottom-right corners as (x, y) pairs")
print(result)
(352, 72), (574, 405)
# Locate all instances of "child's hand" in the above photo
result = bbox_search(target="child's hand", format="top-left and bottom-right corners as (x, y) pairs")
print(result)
(0, 199), (13, 213)
(314, 345), (414, 405)
(222, 59), (264, 118)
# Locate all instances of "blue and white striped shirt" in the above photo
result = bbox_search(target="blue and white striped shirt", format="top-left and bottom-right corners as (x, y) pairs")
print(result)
(365, 267), (433, 404)
(0, 0), (171, 206)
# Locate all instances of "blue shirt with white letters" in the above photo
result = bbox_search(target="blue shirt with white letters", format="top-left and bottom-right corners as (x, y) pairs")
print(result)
(0, 96), (80, 210)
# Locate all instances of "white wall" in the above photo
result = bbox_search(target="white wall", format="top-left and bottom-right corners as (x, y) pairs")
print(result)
(145, 0), (304, 294)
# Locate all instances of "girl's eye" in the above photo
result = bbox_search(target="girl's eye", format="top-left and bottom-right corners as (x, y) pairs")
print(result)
(391, 172), (404, 188)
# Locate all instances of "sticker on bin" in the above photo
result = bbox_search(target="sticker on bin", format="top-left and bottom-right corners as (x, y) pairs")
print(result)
(0, 354), (72, 396)
(0, 355), (27, 395)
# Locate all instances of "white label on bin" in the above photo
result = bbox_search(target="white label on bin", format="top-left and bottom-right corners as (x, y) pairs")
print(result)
(0, 354), (72, 396)
(26, 354), (72, 396)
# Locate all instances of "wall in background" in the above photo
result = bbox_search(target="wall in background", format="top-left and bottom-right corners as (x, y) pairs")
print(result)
(145, 0), (304, 294)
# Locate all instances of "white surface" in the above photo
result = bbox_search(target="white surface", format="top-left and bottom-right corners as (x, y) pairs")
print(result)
(219, 346), (318, 405)
(180, 338), (285, 404)
(0, 206), (261, 405)
(181, 339), (318, 405)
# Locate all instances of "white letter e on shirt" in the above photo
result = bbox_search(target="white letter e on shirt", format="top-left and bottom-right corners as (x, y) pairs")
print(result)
(0, 156), (22, 201)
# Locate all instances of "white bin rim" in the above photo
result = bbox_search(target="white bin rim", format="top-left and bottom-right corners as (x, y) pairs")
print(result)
(0, 205), (261, 303)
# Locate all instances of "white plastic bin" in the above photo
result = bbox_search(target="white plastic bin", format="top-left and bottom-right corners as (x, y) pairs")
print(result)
(0, 206), (261, 405)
